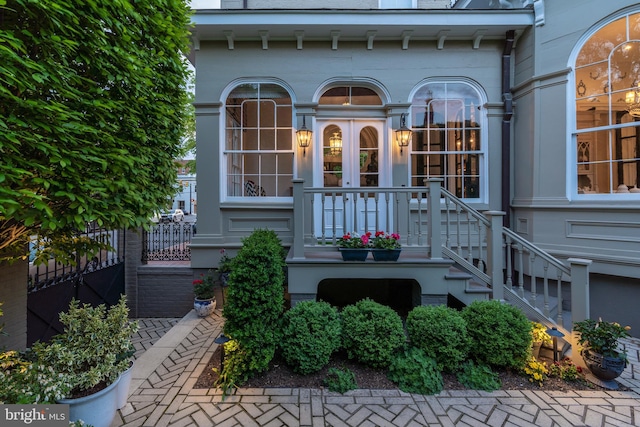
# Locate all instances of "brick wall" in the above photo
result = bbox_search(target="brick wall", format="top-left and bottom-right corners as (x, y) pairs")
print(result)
(135, 266), (195, 317)
(0, 259), (28, 351)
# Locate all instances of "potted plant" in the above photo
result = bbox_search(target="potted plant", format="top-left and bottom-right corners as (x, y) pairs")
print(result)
(574, 318), (631, 381)
(193, 270), (216, 317)
(369, 231), (402, 261)
(530, 322), (552, 358)
(28, 296), (137, 427)
(218, 248), (234, 287)
(337, 232), (371, 261)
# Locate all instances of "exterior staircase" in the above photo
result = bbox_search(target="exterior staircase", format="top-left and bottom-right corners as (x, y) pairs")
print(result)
(288, 179), (592, 354)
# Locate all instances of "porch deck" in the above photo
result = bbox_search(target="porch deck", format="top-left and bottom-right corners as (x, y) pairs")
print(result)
(286, 247), (490, 307)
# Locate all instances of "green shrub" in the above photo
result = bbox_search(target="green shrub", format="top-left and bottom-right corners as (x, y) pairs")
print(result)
(461, 300), (532, 369)
(387, 347), (443, 395)
(220, 229), (286, 392)
(32, 296), (137, 398)
(341, 299), (405, 368)
(324, 367), (357, 394)
(280, 301), (342, 374)
(406, 305), (470, 372)
(456, 361), (501, 391)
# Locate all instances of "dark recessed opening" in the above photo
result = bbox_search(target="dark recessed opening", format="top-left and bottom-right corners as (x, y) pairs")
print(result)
(316, 278), (420, 317)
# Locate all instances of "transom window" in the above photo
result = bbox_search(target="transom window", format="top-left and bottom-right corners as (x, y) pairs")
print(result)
(574, 12), (640, 195)
(410, 82), (483, 199)
(224, 83), (293, 198)
(319, 86), (382, 106)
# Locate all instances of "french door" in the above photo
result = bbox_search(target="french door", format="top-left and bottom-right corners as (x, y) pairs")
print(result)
(315, 119), (387, 237)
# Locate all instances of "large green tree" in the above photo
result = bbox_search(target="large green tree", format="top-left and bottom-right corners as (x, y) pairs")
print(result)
(0, 0), (193, 262)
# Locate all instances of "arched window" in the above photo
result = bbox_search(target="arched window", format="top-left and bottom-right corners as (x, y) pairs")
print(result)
(574, 11), (640, 195)
(410, 82), (484, 199)
(224, 83), (293, 198)
(319, 86), (382, 106)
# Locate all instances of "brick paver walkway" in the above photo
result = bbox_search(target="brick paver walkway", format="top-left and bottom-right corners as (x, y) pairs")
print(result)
(132, 318), (181, 359)
(113, 312), (640, 427)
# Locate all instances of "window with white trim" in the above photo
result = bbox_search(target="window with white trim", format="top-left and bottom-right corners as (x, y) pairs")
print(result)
(574, 11), (640, 195)
(225, 83), (293, 198)
(410, 82), (483, 199)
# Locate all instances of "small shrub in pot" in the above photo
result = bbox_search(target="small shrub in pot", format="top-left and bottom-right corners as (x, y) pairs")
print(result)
(280, 301), (342, 374)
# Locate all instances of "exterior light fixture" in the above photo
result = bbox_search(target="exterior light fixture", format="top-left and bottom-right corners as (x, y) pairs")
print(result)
(546, 327), (565, 363)
(296, 115), (313, 156)
(214, 333), (231, 372)
(329, 132), (342, 155)
(395, 113), (412, 154)
(625, 83), (640, 118)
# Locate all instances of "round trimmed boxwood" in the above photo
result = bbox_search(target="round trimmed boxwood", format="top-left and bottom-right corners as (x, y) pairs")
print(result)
(406, 305), (470, 372)
(461, 300), (532, 369)
(341, 298), (405, 369)
(280, 301), (342, 375)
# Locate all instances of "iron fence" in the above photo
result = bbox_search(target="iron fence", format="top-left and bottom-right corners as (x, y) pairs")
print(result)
(27, 225), (125, 292)
(142, 222), (193, 262)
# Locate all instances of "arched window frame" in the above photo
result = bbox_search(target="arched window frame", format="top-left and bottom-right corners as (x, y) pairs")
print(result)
(408, 79), (487, 202)
(570, 10), (640, 198)
(221, 81), (295, 202)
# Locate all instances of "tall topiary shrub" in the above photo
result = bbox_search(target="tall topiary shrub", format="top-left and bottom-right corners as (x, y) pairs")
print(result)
(280, 301), (342, 374)
(341, 299), (405, 369)
(461, 300), (532, 369)
(220, 229), (285, 388)
(406, 305), (470, 372)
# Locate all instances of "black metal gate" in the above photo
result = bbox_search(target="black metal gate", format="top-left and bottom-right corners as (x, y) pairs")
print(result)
(27, 264), (125, 346)
(26, 226), (126, 346)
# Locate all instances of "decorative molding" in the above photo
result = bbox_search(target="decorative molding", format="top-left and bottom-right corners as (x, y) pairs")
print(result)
(259, 30), (269, 50)
(437, 30), (449, 50)
(472, 30), (486, 49)
(401, 30), (412, 50)
(566, 220), (640, 243)
(366, 30), (376, 50)
(331, 30), (340, 50)
(533, 0), (544, 27)
(295, 30), (304, 50)
(223, 30), (235, 50)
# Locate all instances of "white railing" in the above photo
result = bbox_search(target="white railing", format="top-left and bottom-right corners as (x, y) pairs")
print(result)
(291, 178), (590, 334)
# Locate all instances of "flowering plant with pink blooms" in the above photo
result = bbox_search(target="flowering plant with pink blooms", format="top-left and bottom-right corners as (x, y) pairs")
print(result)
(370, 231), (402, 249)
(337, 232), (371, 248)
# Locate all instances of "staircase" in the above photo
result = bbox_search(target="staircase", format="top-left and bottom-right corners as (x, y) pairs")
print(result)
(289, 179), (592, 353)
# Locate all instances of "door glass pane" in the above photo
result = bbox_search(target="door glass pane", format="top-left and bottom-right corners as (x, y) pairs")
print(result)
(323, 125), (343, 187)
(359, 126), (378, 187)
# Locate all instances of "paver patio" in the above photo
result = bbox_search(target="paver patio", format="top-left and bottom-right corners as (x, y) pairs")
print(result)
(113, 311), (640, 427)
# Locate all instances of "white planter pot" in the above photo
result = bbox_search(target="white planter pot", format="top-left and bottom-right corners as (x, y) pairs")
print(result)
(116, 361), (134, 409)
(194, 297), (216, 317)
(58, 376), (120, 427)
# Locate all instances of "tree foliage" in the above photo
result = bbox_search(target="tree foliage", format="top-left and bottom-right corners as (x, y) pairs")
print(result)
(0, 0), (193, 262)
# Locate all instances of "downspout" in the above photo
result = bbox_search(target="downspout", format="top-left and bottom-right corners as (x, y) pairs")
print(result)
(501, 30), (515, 228)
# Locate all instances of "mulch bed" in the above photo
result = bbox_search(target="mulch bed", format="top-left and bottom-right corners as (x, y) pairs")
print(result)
(194, 346), (626, 392)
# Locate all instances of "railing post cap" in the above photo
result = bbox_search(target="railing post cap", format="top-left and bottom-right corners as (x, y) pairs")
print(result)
(482, 210), (506, 216)
(292, 179), (305, 184)
(567, 258), (592, 266)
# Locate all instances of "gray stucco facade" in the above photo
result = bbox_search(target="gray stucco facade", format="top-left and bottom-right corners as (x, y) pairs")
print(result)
(189, 0), (640, 334)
